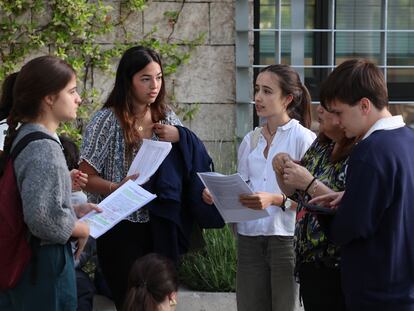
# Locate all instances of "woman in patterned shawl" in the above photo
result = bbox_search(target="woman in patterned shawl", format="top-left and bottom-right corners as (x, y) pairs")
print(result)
(273, 104), (357, 311)
(79, 46), (182, 310)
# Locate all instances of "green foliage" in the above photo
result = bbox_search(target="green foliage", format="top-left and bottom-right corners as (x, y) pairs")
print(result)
(179, 225), (237, 292)
(0, 0), (201, 143)
(164, 10), (179, 25)
(176, 103), (200, 122)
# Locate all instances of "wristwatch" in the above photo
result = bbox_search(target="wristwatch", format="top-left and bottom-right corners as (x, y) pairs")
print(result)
(284, 198), (293, 210)
(280, 194), (293, 211)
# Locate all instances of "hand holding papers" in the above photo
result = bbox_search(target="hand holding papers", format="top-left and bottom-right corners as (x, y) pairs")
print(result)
(197, 172), (270, 223)
(80, 180), (156, 238)
(127, 139), (172, 185)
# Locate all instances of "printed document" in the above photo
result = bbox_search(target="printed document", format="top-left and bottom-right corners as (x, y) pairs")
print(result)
(80, 180), (156, 238)
(127, 139), (172, 185)
(197, 172), (270, 223)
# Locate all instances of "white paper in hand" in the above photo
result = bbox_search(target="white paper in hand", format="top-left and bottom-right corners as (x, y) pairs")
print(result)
(80, 180), (156, 238)
(197, 172), (270, 223)
(127, 139), (172, 185)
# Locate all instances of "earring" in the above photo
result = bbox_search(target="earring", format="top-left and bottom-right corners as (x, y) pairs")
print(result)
(169, 298), (177, 306)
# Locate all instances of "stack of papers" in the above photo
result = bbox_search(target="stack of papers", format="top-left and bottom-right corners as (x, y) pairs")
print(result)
(198, 172), (270, 223)
(80, 180), (156, 239)
(81, 139), (172, 238)
(127, 139), (172, 185)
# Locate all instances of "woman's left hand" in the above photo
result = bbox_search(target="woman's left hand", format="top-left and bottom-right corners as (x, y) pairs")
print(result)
(73, 203), (103, 218)
(153, 124), (180, 142)
(239, 192), (277, 210)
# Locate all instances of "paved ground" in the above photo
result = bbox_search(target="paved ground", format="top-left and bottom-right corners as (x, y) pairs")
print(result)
(93, 291), (237, 311)
(93, 290), (304, 311)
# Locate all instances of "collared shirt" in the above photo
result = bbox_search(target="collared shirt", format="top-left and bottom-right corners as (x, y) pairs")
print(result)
(363, 115), (405, 140)
(237, 119), (316, 236)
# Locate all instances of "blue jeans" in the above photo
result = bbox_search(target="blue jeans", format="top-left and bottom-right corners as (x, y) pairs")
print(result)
(236, 234), (298, 311)
(0, 243), (76, 311)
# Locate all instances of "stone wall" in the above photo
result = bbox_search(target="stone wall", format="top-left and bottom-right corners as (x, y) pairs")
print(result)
(162, 0), (237, 173)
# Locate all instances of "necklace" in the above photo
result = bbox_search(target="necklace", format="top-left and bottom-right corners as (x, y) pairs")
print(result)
(266, 123), (277, 137)
(136, 107), (149, 132)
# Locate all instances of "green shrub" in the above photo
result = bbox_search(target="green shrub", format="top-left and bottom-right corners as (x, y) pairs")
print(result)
(179, 225), (237, 292)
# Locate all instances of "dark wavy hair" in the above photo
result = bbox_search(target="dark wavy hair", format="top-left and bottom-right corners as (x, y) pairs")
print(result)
(259, 64), (312, 128)
(123, 253), (178, 311)
(103, 46), (167, 151)
(0, 56), (76, 175)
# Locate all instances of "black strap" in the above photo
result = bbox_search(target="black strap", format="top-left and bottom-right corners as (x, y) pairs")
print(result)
(9, 131), (60, 286)
(10, 131), (60, 160)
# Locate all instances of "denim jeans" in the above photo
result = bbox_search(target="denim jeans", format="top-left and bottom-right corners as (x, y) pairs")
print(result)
(236, 234), (298, 311)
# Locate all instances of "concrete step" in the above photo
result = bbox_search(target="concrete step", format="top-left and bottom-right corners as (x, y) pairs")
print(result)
(93, 291), (237, 311)
(93, 291), (304, 311)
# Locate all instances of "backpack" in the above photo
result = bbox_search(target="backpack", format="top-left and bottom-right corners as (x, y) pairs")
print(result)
(250, 126), (262, 151)
(0, 131), (57, 290)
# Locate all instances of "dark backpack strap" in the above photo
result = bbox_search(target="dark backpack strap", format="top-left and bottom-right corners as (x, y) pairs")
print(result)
(9, 131), (60, 286)
(10, 131), (60, 160)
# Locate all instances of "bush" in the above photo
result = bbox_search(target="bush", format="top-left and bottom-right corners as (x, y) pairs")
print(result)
(179, 225), (237, 292)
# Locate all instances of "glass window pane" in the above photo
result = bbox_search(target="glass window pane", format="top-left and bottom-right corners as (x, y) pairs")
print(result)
(280, 32), (314, 65)
(258, 32), (277, 65)
(336, 0), (382, 30)
(388, 69), (414, 101)
(335, 33), (382, 65)
(304, 68), (331, 102)
(259, 1), (277, 29)
(280, 0), (316, 29)
(387, 33), (414, 65)
(388, 0), (414, 30)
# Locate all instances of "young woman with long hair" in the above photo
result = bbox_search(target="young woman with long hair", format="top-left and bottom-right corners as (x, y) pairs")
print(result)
(79, 46), (184, 310)
(235, 64), (316, 311)
(0, 56), (90, 310)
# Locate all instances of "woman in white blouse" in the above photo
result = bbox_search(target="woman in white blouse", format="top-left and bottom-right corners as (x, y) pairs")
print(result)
(235, 65), (315, 311)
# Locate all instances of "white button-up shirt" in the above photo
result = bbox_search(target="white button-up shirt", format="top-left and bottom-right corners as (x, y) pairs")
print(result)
(237, 119), (316, 236)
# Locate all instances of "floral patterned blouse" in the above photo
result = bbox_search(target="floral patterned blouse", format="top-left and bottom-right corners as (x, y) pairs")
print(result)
(293, 138), (349, 272)
(80, 108), (182, 223)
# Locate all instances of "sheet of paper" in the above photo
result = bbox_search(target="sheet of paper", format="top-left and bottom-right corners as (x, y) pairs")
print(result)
(197, 172), (270, 223)
(80, 180), (156, 238)
(127, 139), (172, 185)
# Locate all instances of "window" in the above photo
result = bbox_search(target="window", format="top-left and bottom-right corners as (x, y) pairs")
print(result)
(254, 0), (414, 104)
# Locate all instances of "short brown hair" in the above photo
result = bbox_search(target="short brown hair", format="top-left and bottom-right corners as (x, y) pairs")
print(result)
(320, 59), (388, 111)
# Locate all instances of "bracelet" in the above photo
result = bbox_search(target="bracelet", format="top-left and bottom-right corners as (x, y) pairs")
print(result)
(310, 179), (319, 197)
(109, 182), (115, 193)
(280, 193), (287, 211)
(304, 177), (316, 194)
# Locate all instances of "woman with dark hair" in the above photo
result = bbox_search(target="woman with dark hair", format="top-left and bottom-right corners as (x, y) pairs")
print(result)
(233, 64), (315, 311)
(80, 46), (223, 310)
(273, 104), (357, 311)
(0, 56), (90, 310)
(123, 253), (178, 311)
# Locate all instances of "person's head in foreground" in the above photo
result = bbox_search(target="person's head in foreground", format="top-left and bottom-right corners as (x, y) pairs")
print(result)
(123, 253), (178, 311)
